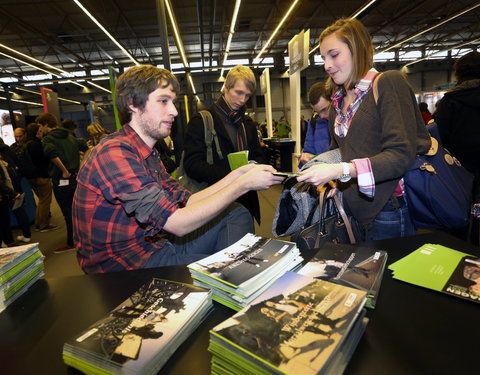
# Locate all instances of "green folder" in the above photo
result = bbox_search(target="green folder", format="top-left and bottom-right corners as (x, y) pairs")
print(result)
(227, 151), (249, 170)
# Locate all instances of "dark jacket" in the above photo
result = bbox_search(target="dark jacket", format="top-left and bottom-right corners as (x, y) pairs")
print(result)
(42, 127), (88, 180)
(436, 79), (480, 172)
(183, 108), (266, 223)
(26, 137), (50, 178)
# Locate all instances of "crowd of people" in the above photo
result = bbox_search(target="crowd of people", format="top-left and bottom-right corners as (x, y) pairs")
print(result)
(1, 16), (478, 273)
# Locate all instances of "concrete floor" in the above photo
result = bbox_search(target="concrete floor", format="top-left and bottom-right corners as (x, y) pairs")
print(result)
(15, 184), (285, 278)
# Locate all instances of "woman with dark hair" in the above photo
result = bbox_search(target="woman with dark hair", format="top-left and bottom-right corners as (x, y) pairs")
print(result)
(297, 18), (431, 241)
(436, 51), (480, 203)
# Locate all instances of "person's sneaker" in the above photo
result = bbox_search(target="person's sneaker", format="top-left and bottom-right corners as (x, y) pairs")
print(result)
(16, 235), (31, 243)
(40, 225), (59, 233)
(54, 245), (75, 253)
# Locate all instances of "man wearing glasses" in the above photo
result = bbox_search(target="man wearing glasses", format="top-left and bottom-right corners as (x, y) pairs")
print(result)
(298, 82), (332, 167)
(183, 65), (266, 225)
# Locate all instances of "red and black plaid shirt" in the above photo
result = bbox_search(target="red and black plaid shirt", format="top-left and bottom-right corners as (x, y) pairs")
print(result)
(73, 125), (191, 273)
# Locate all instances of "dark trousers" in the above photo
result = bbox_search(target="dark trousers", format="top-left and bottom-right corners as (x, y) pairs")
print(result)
(53, 180), (76, 247)
(12, 205), (32, 238)
(0, 201), (14, 245)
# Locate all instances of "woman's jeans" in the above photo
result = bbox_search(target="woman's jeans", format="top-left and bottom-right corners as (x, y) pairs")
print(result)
(367, 195), (415, 241)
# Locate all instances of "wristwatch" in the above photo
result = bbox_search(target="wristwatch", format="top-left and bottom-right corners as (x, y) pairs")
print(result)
(339, 162), (351, 182)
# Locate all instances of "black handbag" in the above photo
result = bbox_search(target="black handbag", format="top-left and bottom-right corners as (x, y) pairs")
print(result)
(292, 187), (360, 253)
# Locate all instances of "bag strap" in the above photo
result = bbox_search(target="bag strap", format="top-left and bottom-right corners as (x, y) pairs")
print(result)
(333, 195), (356, 243)
(315, 186), (357, 246)
(199, 110), (223, 164)
(372, 72), (382, 105)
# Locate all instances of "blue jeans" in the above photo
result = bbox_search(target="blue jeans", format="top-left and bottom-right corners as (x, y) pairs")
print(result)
(367, 195), (415, 241)
(144, 203), (254, 268)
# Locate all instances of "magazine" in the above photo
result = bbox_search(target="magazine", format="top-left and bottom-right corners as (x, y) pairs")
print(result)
(298, 242), (388, 308)
(210, 271), (367, 375)
(63, 278), (213, 375)
(188, 233), (303, 309)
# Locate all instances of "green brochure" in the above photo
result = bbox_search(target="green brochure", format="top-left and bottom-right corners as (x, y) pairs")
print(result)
(227, 151), (249, 170)
(388, 243), (479, 303)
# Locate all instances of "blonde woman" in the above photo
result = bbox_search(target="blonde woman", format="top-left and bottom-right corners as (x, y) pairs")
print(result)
(87, 122), (109, 147)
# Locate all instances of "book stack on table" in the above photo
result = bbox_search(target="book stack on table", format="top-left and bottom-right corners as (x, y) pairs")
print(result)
(298, 243), (388, 309)
(0, 242), (45, 312)
(63, 278), (213, 375)
(188, 233), (303, 311)
(209, 271), (368, 375)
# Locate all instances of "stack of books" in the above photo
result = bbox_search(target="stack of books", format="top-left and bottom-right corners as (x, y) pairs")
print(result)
(0, 243), (45, 312)
(298, 243), (388, 308)
(389, 243), (480, 304)
(63, 278), (213, 375)
(209, 271), (368, 375)
(188, 233), (303, 310)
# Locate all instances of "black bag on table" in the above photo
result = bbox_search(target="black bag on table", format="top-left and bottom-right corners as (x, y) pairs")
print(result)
(292, 187), (361, 253)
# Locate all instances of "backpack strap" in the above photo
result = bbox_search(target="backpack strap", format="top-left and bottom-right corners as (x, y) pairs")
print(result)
(199, 110), (223, 164)
(372, 72), (382, 104)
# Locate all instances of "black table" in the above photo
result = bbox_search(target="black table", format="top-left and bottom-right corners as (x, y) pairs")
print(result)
(1, 232), (478, 375)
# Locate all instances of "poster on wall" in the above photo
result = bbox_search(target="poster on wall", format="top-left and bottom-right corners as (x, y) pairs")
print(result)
(0, 109), (22, 146)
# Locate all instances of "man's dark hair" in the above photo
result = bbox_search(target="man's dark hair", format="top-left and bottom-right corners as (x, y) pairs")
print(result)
(115, 65), (180, 124)
(62, 119), (77, 131)
(308, 82), (330, 106)
(26, 123), (40, 139)
(454, 51), (480, 83)
(35, 113), (58, 128)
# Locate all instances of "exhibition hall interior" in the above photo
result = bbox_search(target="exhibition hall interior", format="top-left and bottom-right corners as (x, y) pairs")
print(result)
(0, 1), (479, 374)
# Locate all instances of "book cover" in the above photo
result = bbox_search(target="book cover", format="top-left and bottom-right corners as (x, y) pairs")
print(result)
(188, 233), (299, 291)
(298, 242), (388, 308)
(63, 278), (212, 375)
(389, 244), (479, 303)
(211, 272), (366, 375)
(227, 150), (249, 170)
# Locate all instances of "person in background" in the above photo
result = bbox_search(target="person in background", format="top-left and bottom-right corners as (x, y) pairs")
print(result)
(62, 119), (78, 136)
(86, 122), (109, 148)
(0, 154), (19, 247)
(37, 112), (89, 252)
(418, 102), (432, 125)
(72, 65), (284, 274)
(0, 138), (32, 243)
(436, 51), (480, 204)
(298, 82), (331, 167)
(274, 115), (291, 138)
(183, 65), (267, 224)
(297, 17), (431, 241)
(25, 122), (56, 233)
(300, 114), (308, 148)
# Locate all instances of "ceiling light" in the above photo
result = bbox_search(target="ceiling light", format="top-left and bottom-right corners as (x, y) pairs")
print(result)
(0, 50), (61, 78)
(88, 81), (112, 94)
(382, 2), (480, 53)
(73, 0), (140, 66)
(254, 0), (301, 61)
(164, 0), (189, 68)
(0, 96), (43, 106)
(220, 0), (242, 78)
(14, 87), (82, 104)
(350, 0), (377, 19)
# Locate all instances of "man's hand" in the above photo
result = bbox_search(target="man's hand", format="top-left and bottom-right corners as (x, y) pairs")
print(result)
(236, 164), (286, 191)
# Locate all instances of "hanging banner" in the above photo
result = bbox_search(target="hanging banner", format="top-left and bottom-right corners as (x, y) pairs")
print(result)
(40, 87), (61, 121)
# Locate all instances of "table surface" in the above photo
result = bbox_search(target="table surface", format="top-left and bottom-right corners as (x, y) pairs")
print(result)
(1, 231), (478, 375)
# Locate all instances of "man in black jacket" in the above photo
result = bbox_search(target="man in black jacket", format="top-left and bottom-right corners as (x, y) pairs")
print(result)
(183, 65), (266, 224)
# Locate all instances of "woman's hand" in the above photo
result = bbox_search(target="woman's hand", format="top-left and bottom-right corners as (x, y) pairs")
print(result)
(296, 163), (342, 187)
